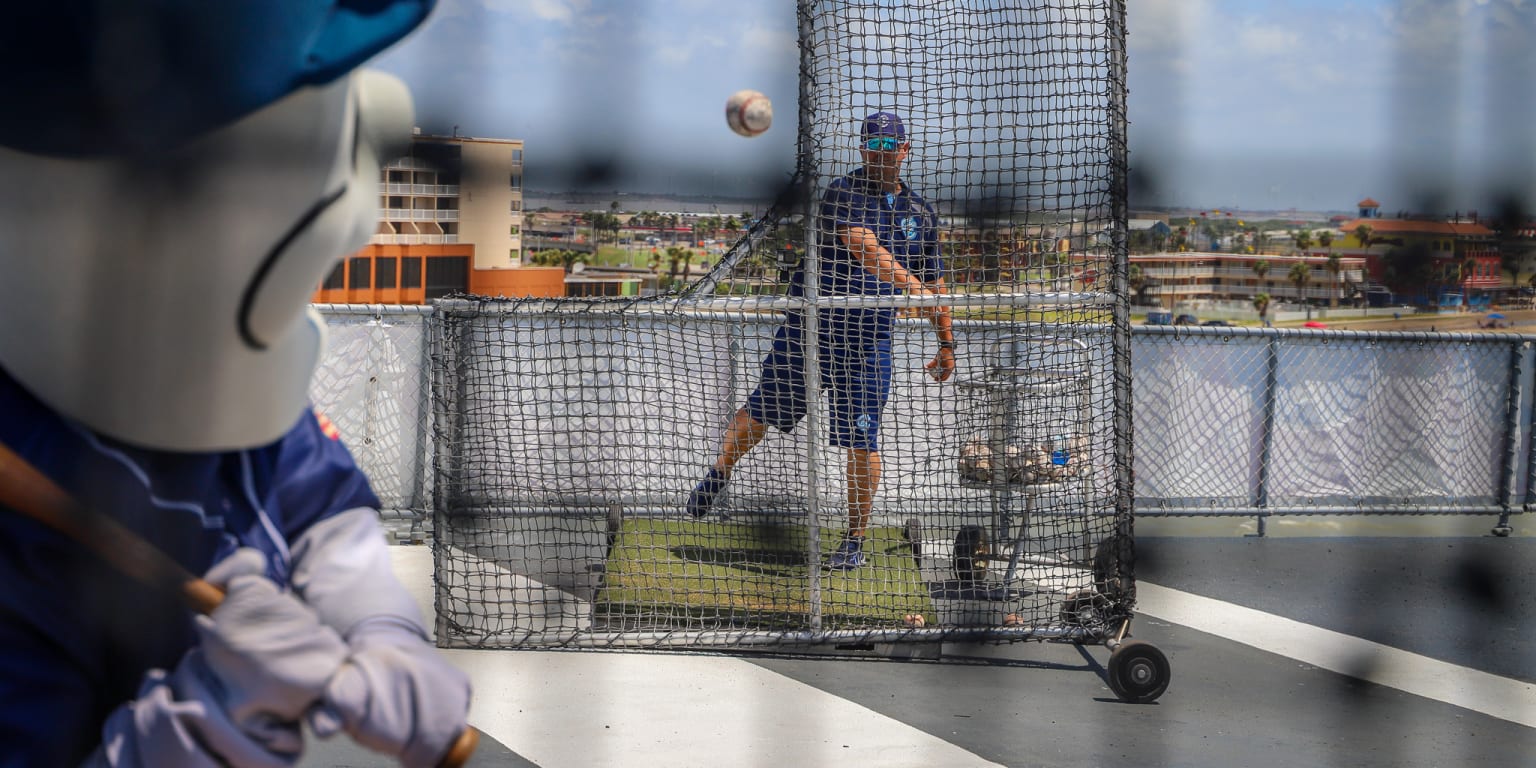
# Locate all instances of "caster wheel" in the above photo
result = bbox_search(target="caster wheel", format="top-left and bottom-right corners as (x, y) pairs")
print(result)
(1093, 533), (1135, 601)
(1107, 639), (1170, 703)
(953, 525), (989, 584)
(1059, 589), (1105, 626)
(1492, 525), (1513, 538)
(903, 518), (925, 565)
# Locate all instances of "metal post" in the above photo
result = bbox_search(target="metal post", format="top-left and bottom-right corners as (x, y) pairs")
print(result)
(1499, 340), (1531, 536)
(794, 0), (823, 629)
(1252, 334), (1281, 537)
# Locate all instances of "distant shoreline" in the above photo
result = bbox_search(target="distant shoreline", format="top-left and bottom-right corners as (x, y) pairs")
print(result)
(525, 189), (774, 215)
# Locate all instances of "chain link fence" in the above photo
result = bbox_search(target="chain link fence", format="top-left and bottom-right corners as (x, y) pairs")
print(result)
(315, 306), (1535, 539)
(310, 304), (435, 542)
(1134, 325), (1534, 535)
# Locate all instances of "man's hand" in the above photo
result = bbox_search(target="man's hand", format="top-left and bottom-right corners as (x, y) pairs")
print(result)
(926, 346), (956, 382)
(309, 617), (472, 768)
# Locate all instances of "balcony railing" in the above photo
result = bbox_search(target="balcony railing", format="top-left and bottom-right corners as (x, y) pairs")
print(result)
(379, 183), (460, 196)
(1143, 283), (1355, 300)
(381, 208), (461, 222)
(1138, 266), (1365, 282)
(368, 233), (461, 245)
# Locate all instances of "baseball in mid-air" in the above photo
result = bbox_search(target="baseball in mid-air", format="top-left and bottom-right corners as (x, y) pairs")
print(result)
(725, 89), (772, 137)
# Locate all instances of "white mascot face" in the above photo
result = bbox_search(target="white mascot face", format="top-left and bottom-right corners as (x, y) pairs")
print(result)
(0, 70), (413, 451)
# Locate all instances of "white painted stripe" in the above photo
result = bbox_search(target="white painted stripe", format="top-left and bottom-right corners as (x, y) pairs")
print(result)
(454, 649), (1003, 768)
(389, 546), (1003, 768)
(1136, 581), (1536, 728)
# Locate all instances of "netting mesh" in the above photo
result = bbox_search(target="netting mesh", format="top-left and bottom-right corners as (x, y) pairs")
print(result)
(433, 0), (1130, 649)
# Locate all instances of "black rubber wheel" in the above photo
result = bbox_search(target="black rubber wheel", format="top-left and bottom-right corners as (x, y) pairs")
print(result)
(953, 525), (989, 584)
(903, 518), (925, 565)
(1107, 639), (1170, 703)
(1492, 525), (1514, 538)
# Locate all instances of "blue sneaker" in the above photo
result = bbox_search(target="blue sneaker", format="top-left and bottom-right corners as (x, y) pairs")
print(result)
(827, 536), (866, 570)
(687, 468), (728, 518)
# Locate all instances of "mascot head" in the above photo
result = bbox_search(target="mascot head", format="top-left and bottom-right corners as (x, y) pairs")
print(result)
(0, 2), (433, 450)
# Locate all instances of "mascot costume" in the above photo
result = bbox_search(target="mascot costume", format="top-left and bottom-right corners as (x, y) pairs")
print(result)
(0, 2), (474, 766)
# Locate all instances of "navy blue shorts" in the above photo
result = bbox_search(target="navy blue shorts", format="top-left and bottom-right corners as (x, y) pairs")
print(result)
(743, 317), (893, 452)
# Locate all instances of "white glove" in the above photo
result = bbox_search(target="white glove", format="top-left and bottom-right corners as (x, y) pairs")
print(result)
(89, 549), (350, 767)
(309, 616), (472, 768)
(196, 548), (352, 727)
(289, 508), (473, 767)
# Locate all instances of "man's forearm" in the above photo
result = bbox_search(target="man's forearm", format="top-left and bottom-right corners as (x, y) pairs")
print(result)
(844, 227), (922, 291)
(927, 282), (954, 345)
(931, 306), (954, 345)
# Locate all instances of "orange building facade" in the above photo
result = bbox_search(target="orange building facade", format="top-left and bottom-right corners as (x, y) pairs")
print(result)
(312, 244), (568, 304)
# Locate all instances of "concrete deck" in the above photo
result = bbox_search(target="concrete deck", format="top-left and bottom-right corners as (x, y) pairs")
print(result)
(300, 531), (1536, 768)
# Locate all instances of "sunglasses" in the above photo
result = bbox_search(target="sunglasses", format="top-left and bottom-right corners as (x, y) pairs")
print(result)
(863, 137), (901, 151)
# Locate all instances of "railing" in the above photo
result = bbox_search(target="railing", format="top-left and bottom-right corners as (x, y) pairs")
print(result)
(313, 306), (1533, 536)
(378, 183), (461, 196)
(379, 208), (460, 222)
(366, 234), (460, 245)
(1137, 266), (1366, 282)
(1141, 284), (1359, 301)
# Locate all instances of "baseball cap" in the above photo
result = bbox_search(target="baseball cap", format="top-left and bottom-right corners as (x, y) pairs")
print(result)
(0, 1), (435, 157)
(860, 111), (906, 141)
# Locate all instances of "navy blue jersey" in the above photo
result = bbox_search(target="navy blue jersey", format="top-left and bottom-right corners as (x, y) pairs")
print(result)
(0, 366), (378, 767)
(787, 168), (942, 347)
(793, 168), (942, 296)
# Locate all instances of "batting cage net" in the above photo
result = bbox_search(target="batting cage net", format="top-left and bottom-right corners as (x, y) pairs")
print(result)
(432, 0), (1130, 649)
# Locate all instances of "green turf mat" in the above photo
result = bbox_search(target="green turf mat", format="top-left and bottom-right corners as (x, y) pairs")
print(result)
(596, 519), (933, 629)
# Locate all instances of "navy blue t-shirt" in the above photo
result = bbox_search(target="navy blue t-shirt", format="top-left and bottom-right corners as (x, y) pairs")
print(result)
(789, 167), (942, 346)
(0, 367), (379, 766)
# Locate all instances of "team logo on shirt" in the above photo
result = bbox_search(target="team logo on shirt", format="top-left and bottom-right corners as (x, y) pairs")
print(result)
(314, 409), (341, 441)
(901, 216), (918, 241)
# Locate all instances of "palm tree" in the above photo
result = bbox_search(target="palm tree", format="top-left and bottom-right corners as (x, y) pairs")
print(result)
(1253, 292), (1272, 327)
(1292, 229), (1314, 256)
(665, 245), (689, 288)
(1288, 261), (1311, 303)
(1325, 252), (1342, 309)
(1253, 258), (1271, 284)
(1459, 255), (1478, 303)
(1353, 223), (1373, 252)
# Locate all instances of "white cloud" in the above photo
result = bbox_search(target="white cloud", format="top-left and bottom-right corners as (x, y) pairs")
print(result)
(743, 24), (797, 57)
(1236, 23), (1299, 56)
(483, 0), (589, 23)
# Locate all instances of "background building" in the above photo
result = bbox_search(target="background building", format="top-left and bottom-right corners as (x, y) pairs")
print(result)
(1131, 252), (1367, 308)
(314, 130), (569, 303)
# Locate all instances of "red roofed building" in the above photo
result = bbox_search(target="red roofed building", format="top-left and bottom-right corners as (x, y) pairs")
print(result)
(1336, 215), (1501, 302)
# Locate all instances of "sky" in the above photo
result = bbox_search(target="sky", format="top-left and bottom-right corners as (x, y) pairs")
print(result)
(371, 0), (1536, 215)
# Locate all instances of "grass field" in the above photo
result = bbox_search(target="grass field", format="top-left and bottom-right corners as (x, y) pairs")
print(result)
(596, 519), (933, 629)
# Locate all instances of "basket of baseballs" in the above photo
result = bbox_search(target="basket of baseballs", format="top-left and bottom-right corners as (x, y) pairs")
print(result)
(957, 435), (1088, 486)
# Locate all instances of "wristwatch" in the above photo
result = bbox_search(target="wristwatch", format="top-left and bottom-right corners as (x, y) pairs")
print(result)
(938, 339), (956, 351)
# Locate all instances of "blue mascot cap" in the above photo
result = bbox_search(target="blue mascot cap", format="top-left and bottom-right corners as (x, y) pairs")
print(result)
(0, 0), (435, 157)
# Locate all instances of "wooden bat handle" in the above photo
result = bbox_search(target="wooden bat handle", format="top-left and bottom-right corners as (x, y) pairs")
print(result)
(438, 727), (480, 768)
(0, 441), (480, 767)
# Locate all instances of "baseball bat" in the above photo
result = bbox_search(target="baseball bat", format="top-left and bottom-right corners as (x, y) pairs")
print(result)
(0, 441), (479, 768)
